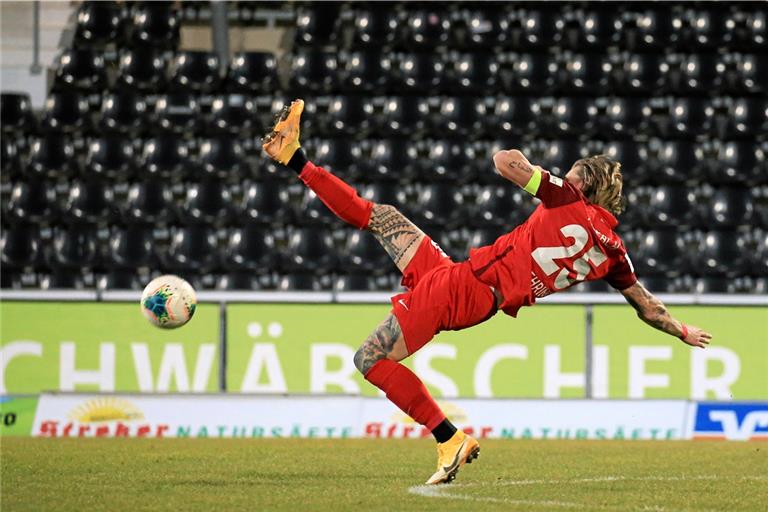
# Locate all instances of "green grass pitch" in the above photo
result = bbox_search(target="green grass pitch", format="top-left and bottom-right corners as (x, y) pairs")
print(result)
(2, 438), (766, 511)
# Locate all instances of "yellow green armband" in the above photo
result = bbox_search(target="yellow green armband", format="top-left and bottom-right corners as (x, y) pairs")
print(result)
(523, 166), (543, 195)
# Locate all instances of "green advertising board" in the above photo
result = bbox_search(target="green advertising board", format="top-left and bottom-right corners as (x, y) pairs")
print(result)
(0, 302), (220, 394)
(593, 306), (768, 400)
(225, 304), (586, 398)
(0, 396), (39, 436)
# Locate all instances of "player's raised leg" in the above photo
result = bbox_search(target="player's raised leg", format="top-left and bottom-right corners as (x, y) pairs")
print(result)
(354, 313), (480, 485)
(262, 99), (427, 273)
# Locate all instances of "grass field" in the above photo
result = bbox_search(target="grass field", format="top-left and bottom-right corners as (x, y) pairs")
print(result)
(1, 438), (766, 511)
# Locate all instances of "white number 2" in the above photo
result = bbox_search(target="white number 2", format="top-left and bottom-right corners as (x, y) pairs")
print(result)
(531, 224), (608, 290)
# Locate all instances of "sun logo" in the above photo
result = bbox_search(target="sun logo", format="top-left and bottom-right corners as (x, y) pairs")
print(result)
(68, 397), (144, 423)
(392, 401), (468, 425)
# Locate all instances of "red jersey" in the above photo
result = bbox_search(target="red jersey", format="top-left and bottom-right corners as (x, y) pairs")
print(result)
(469, 169), (637, 317)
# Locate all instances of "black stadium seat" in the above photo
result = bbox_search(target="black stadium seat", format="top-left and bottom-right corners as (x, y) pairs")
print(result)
(289, 50), (339, 94)
(236, 180), (286, 224)
(168, 51), (221, 93)
(507, 53), (557, 93)
(107, 225), (158, 269)
(223, 225), (275, 271)
(139, 135), (193, 178)
(1, 225), (42, 269)
(180, 179), (232, 224)
(199, 138), (247, 178)
(53, 48), (106, 91)
(619, 53), (667, 94)
(40, 92), (90, 133)
(284, 228), (336, 272)
(49, 225), (100, 268)
(227, 51), (279, 93)
(1, 138), (20, 177)
(152, 94), (200, 133)
(352, 5), (400, 46)
(557, 53), (612, 94)
(27, 135), (79, 178)
(1, 93), (36, 133)
(634, 230), (685, 276)
(294, 4), (342, 46)
(341, 231), (392, 273)
(85, 136), (135, 179)
(402, 9), (451, 47)
(164, 226), (219, 271)
(117, 47), (167, 90)
(621, 6), (678, 51)
(6, 181), (57, 223)
(392, 53), (446, 93)
(340, 51), (392, 93)
(207, 95), (258, 135)
(695, 187), (754, 227)
(100, 92), (147, 134)
(74, 1), (123, 47)
(65, 179), (115, 223)
(694, 231), (750, 276)
(121, 179), (174, 224)
(131, 2), (179, 47)
(445, 52), (500, 93)
(456, 8), (508, 48)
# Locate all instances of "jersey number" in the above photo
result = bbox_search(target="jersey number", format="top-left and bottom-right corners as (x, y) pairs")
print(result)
(531, 224), (608, 290)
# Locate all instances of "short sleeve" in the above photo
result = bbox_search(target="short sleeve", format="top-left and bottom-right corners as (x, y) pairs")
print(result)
(603, 252), (638, 290)
(527, 168), (583, 208)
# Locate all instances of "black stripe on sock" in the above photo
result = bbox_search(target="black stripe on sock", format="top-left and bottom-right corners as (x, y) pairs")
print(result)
(432, 418), (458, 443)
(287, 148), (308, 173)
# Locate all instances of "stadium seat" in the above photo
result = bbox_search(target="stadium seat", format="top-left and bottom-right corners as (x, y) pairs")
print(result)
(6, 181), (57, 223)
(596, 97), (649, 138)
(360, 183), (409, 211)
(618, 53), (668, 94)
(164, 226), (220, 271)
(117, 47), (167, 90)
(352, 5), (400, 46)
(199, 137), (247, 178)
(373, 96), (427, 136)
(340, 231), (392, 273)
(392, 53), (446, 93)
(121, 179), (174, 224)
(738, 9), (768, 50)
(634, 230), (685, 276)
(107, 225), (158, 269)
(27, 135), (79, 178)
(40, 92), (90, 133)
(1, 225), (41, 269)
(561, 7), (620, 49)
(335, 272), (397, 292)
(492, 96), (535, 136)
(733, 53), (768, 93)
(557, 53), (612, 94)
(139, 136), (193, 178)
(236, 180), (286, 224)
(49, 225), (100, 268)
(85, 136), (135, 179)
(53, 49), (106, 91)
(543, 97), (596, 136)
(649, 140), (705, 184)
(223, 225), (275, 271)
(1, 92), (36, 134)
(694, 230), (750, 276)
(322, 96), (371, 136)
(360, 139), (420, 181)
(277, 273), (332, 291)
(695, 186), (754, 227)
(180, 179), (232, 224)
(168, 51), (221, 93)
(455, 7), (508, 48)
(416, 183), (466, 227)
(207, 95), (257, 135)
(472, 186), (528, 228)
(513, 7), (564, 49)
(65, 179), (115, 223)
(752, 187), (768, 228)
(708, 141), (763, 184)
(284, 228), (337, 272)
(644, 185), (693, 227)
(97, 270), (144, 291)
(445, 52), (500, 93)
(216, 272), (275, 291)
(289, 50), (339, 94)
(294, 4), (342, 45)
(296, 189), (340, 225)
(130, 2), (179, 47)
(681, 7), (733, 49)
(100, 92), (148, 134)
(669, 53), (725, 93)
(402, 8), (451, 47)
(74, 1), (123, 47)
(152, 94), (200, 133)
(227, 51), (279, 94)
(663, 97), (714, 138)
(1, 138), (20, 177)
(723, 97), (768, 139)
(538, 139), (589, 176)
(434, 97), (486, 137)
(753, 230), (768, 274)
(308, 138), (363, 179)
(340, 51), (393, 93)
(415, 139), (476, 182)
(620, 6), (678, 51)
(507, 53), (557, 92)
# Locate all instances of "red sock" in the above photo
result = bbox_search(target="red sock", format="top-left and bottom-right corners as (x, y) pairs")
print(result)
(365, 359), (446, 431)
(298, 161), (373, 229)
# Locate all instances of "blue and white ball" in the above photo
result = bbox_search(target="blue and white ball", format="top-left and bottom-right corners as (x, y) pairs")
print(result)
(140, 275), (197, 329)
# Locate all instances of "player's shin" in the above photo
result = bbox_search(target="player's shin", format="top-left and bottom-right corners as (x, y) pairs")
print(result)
(363, 359), (457, 441)
(286, 149), (373, 229)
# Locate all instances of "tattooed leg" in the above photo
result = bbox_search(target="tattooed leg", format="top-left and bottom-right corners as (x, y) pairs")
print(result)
(366, 204), (426, 273)
(353, 314), (409, 375)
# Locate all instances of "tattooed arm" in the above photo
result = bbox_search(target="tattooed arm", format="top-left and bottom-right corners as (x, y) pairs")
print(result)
(621, 282), (712, 348)
(492, 149), (537, 189)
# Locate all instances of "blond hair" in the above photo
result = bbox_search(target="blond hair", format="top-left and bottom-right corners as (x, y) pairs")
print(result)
(574, 155), (626, 215)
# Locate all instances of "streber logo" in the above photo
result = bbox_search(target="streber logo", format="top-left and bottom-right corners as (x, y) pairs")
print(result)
(693, 402), (768, 441)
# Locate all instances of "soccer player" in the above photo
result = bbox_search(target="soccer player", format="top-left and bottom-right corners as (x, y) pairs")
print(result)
(262, 100), (713, 485)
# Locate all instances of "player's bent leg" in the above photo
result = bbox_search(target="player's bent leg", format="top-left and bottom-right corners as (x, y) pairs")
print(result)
(366, 204), (427, 273)
(354, 314), (479, 485)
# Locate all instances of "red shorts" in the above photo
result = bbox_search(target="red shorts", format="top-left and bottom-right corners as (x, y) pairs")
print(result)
(391, 237), (498, 354)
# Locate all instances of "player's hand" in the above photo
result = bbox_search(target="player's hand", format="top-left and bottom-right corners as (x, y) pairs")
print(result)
(682, 325), (712, 349)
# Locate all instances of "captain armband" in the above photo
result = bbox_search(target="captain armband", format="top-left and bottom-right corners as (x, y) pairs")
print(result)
(522, 166), (543, 195)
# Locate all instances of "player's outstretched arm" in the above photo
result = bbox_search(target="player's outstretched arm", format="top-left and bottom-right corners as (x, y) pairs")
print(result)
(620, 282), (712, 348)
(492, 149), (537, 189)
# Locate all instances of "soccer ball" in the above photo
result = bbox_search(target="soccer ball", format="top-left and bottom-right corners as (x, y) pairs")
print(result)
(140, 275), (197, 329)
